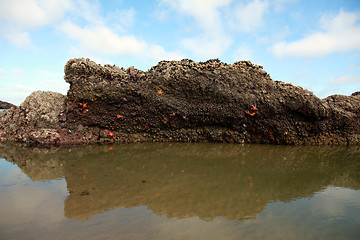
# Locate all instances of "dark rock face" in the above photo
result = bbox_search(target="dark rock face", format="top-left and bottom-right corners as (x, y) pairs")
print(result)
(0, 100), (16, 109)
(1, 58), (359, 145)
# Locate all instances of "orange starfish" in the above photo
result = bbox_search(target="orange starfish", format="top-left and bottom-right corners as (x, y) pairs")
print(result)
(246, 110), (255, 116)
(117, 114), (124, 119)
(251, 104), (258, 111)
(157, 89), (163, 96)
(108, 132), (114, 138)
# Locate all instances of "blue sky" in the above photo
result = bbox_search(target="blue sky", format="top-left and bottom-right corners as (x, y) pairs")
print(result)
(0, 0), (359, 105)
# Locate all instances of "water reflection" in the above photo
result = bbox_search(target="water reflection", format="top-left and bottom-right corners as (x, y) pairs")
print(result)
(1, 143), (359, 222)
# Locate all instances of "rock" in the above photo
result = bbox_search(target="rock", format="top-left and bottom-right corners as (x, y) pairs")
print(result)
(20, 91), (66, 126)
(0, 58), (359, 145)
(0, 100), (16, 109)
(0, 91), (69, 145)
(28, 129), (61, 145)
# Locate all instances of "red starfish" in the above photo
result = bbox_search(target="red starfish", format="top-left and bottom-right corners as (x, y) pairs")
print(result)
(251, 104), (258, 111)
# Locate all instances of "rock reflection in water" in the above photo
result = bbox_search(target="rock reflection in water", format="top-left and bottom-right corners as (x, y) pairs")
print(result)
(1, 143), (359, 221)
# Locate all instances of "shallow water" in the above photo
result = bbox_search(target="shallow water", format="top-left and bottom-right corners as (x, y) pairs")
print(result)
(0, 143), (359, 240)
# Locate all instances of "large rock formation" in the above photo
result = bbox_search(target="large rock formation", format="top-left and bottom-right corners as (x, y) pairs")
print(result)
(0, 58), (359, 145)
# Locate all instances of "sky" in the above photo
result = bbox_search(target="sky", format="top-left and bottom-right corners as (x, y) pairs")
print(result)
(0, 0), (359, 106)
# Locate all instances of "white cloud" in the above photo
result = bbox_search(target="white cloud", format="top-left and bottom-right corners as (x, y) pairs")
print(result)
(233, 45), (254, 61)
(54, 1), (184, 61)
(107, 8), (136, 32)
(13, 84), (36, 92)
(272, 0), (297, 12)
(329, 75), (360, 85)
(60, 21), (147, 56)
(38, 70), (63, 80)
(2, 29), (32, 48)
(60, 21), (184, 62)
(0, 0), (72, 47)
(158, 0), (270, 58)
(320, 10), (359, 32)
(160, 0), (232, 35)
(0, 0), (72, 29)
(153, 6), (169, 21)
(158, 0), (233, 58)
(348, 63), (360, 72)
(0, 68), (69, 105)
(146, 45), (185, 61)
(13, 68), (26, 78)
(0, 0), (194, 59)
(272, 10), (360, 58)
(232, 0), (269, 32)
(68, 0), (102, 25)
(181, 35), (233, 59)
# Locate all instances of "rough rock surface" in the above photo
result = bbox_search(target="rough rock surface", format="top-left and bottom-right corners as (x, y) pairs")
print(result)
(0, 58), (359, 145)
(0, 91), (68, 144)
(0, 100), (16, 109)
(20, 90), (66, 126)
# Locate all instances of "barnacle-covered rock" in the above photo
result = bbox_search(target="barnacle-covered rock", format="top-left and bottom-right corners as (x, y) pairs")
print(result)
(63, 58), (359, 145)
(1, 58), (359, 145)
